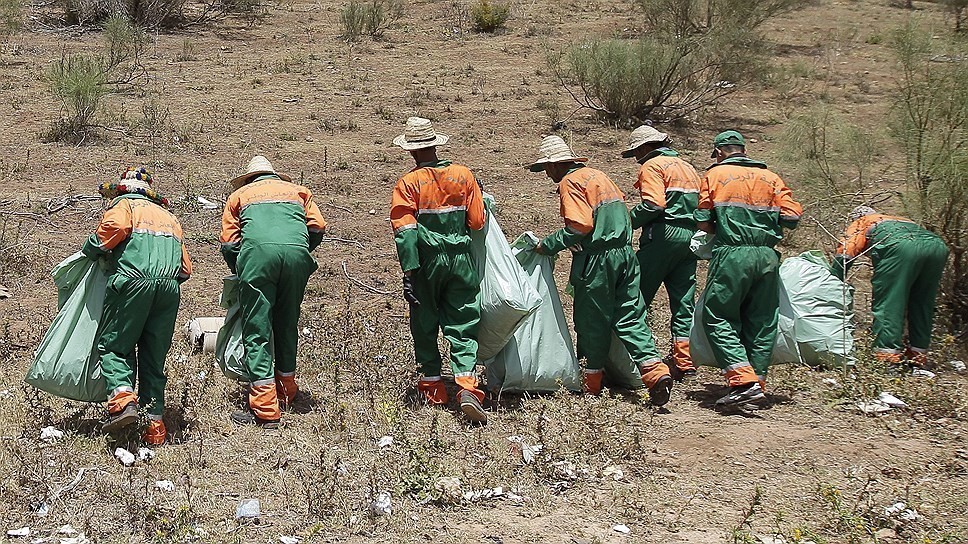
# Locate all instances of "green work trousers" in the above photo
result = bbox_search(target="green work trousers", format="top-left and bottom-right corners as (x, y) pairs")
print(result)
(98, 275), (181, 416)
(571, 246), (662, 369)
(410, 252), (481, 379)
(701, 246), (780, 378)
(637, 223), (697, 342)
(871, 236), (949, 352)
(237, 244), (317, 384)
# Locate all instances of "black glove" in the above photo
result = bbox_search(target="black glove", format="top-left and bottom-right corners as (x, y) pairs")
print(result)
(403, 275), (420, 306)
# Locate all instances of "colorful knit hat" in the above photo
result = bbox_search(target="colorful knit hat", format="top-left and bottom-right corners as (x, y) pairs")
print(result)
(99, 166), (168, 207)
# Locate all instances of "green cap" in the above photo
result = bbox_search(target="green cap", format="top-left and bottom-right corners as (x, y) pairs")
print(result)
(710, 130), (746, 157)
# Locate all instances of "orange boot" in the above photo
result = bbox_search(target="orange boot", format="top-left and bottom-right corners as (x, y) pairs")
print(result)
(143, 418), (167, 445)
(417, 377), (448, 405)
(905, 347), (928, 367)
(671, 339), (697, 379)
(640, 360), (673, 407)
(583, 370), (603, 396)
(874, 349), (902, 365)
(275, 371), (299, 409)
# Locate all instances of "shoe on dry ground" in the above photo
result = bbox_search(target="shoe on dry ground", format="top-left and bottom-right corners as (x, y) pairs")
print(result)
(102, 402), (139, 433)
(458, 390), (488, 424)
(648, 375), (674, 407)
(715, 382), (765, 408)
(230, 410), (280, 429)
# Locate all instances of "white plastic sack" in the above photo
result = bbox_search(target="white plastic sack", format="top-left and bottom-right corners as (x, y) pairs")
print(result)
(689, 231), (715, 260)
(26, 253), (108, 402)
(214, 275), (251, 381)
(484, 233), (580, 393)
(472, 195), (542, 360)
(605, 334), (645, 390)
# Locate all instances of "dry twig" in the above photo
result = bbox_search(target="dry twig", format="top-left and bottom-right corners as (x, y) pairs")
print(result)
(341, 261), (392, 295)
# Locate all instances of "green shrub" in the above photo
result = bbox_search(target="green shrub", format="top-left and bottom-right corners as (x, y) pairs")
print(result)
(46, 54), (108, 143)
(470, 0), (509, 33)
(340, 0), (403, 41)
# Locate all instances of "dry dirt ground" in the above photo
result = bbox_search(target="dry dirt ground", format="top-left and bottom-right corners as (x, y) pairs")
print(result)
(0, 0), (967, 542)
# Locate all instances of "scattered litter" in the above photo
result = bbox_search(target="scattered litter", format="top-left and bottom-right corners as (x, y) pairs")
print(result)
(301, 327), (311, 337)
(612, 524), (631, 534)
(911, 368), (936, 379)
(114, 448), (135, 467)
(370, 492), (392, 516)
(462, 486), (508, 502)
(878, 392), (908, 408)
(550, 460), (577, 480)
(0, 285), (11, 298)
(282, 97), (299, 103)
(0, 388), (10, 399)
(57, 525), (76, 535)
(507, 436), (543, 464)
(754, 534), (788, 544)
(34, 502), (49, 516)
(377, 435), (393, 449)
(59, 534), (91, 544)
(279, 537), (300, 544)
(435, 477), (462, 503)
(138, 448), (155, 462)
(368, 209), (376, 215)
(196, 196), (220, 210)
(7, 527), (30, 537)
(40, 426), (64, 442)
(602, 465), (624, 481)
(236, 498), (261, 519)
(884, 501), (921, 522)
(948, 360), (966, 372)
(155, 480), (175, 492)
(184, 317), (224, 354)
(821, 378), (839, 387)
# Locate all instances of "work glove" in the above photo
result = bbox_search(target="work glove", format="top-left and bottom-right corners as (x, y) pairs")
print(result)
(402, 275), (420, 306)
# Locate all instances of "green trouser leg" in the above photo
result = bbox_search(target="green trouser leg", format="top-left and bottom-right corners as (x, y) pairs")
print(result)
(701, 246), (779, 385)
(907, 238), (948, 350)
(573, 247), (663, 372)
(637, 224), (697, 343)
(238, 244), (317, 383)
(99, 276), (180, 416)
(410, 252), (481, 383)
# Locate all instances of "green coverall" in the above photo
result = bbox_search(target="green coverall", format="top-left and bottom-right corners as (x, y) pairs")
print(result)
(83, 194), (190, 417)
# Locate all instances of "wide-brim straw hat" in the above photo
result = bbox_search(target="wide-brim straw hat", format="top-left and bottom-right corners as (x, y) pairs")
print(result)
(393, 117), (450, 150)
(529, 135), (589, 172)
(621, 125), (669, 158)
(230, 156), (292, 189)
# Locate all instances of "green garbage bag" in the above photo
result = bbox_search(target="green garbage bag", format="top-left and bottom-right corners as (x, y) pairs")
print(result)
(604, 334), (645, 390)
(214, 275), (251, 382)
(484, 233), (581, 393)
(25, 252), (108, 402)
(690, 250), (854, 368)
(472, 195), (542, 360)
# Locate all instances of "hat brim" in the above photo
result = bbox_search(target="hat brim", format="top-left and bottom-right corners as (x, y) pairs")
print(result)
(229, 170), (292, 190)
(393, 134), (450, 151)
(622, 134), (669, 158)
(528, 156), (589, 173)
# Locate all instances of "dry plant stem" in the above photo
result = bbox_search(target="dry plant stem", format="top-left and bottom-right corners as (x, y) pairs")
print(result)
(341, 260), (392, 295)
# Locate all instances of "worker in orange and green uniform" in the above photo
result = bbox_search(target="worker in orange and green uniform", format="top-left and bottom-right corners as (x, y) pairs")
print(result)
(623, 125), (701, 380)
(531, 135), (674, 406)
(86, 167), (192, 445)
(220, 156), (327, 427)
(833, 206), (948, 366)
(696, 130), (803, 409)
(390, 117), (489, 424)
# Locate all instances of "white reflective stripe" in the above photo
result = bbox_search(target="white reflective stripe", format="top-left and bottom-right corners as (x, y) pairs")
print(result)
(908, 346), (927, 353)
(419, 375), (442, 382)
(673, 337), (690, 343)
(726, 362), (752, 370)
(873, 347), (900, 354)
(276, 371), (296, 377)
(667, 187), (700, 194)
(636, 357), (662, 367)
(713, 202), (780, 212)
(594, 197), (625, 211)
(453, 372), (476, 378)
(418, 206), (466, 215)
(565, 225), (587, 235)
(241, 199), (303, 212)
(393, 223), (418, 235)
(251, 378), (275, 387)
(112, 386), (134, 395)
(147, 414), (163, 421)
(583, 368), (604, 375)
(780, 214), (801, 221)
(131, 228), (182, 241)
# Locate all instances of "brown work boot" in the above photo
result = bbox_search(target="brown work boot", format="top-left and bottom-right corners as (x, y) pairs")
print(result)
(230, 410), (280, 429)
(458, 390), (488, 424)
(102, 402), (139, 433)
(648, 375), (674, 407)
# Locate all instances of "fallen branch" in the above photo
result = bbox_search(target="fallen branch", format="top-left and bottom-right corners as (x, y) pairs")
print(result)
(341, 261), (392, 295)
(325, 201), (353, 213)
(0, 210), (56, 226)
(322, 236), (364, 249)
(45, 194), (101, 215)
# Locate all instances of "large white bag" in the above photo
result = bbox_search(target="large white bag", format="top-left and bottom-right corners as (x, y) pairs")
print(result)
(472, 196), (542, 360)
(484, 233), (581, 393)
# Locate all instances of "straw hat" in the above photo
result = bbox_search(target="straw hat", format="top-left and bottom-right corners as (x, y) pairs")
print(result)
(528, 135), (589, 172)
(230, 156), (291, 189)
(621, 125), (669, 158)
(848, 205), (877, 223)
(393, 117), (450, 150)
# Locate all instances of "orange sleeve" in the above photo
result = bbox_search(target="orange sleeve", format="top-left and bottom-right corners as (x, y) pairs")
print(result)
(390, 176), (419, 234)
(465, 169), (486, 231)
(775, 176), (803, 224)
(560, 178), (594, 235)
(303, 190), (327, 234)
(636, 162), (667, 209)
(219, 192), (242, 246)
(694, 173), (714, 223)
(95, 199), (133, 251)
(837, 218), (869, 258)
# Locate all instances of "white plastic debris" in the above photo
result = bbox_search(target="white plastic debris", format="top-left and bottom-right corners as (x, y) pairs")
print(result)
(59, 535), (91, 544)
(40, 426), (64, 441)
(197, 196), (220, 210)
(236, 498), (260, 519)
(370, 492), (392, 516)
(114, 448), (135, 466)
(0, 388), (11, 399)
(911, 368), (936, 379)
(301, 327), (311, 337)
(899, 508), (921, 521)
(822, 378), (839, 387)
(279, 537), (300, 544)
(878, 392), (908, 408)
(949, 360), (966, 372)
(155, 480), (175, 492)
(612, 524), (631, 534)
(377, 435), (393, 449)
(603, 465), (625, 481)
(507, 436), (543, 464)
(34, 502), (49, 516)
(138, 448), (155, 462)
(551, 460), (577, 480)
(7, 527), (30, 537)
(57, 525), (76, 535)
(884, 502), (906, 516)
